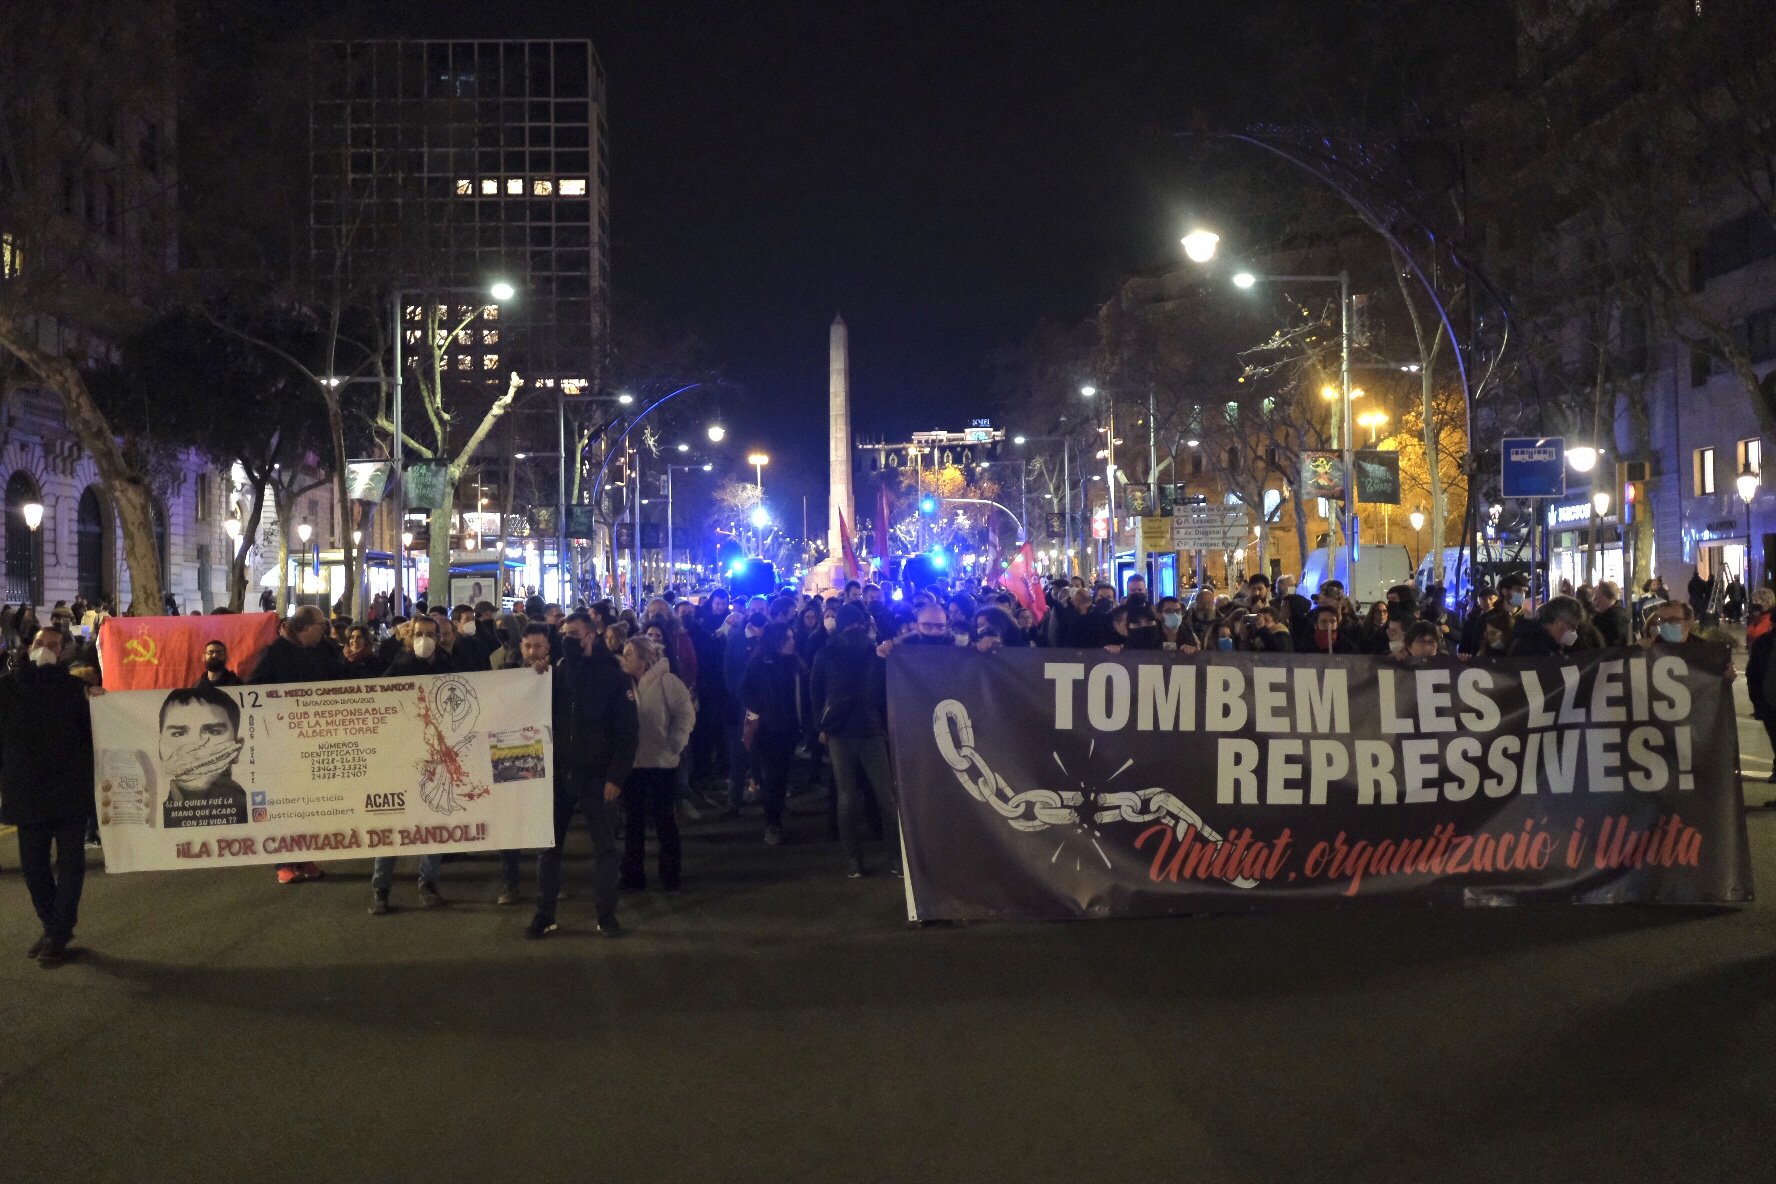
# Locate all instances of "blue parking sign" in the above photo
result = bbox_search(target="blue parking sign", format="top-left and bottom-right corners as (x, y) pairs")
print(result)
(1501, 437), (1566, 498)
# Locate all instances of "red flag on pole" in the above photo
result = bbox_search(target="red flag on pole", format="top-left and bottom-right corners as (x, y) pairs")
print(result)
(837, 508), (862, 581)
(1002, 543), (1049, 624)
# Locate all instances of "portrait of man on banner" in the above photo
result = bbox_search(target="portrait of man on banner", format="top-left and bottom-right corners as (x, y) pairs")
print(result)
(156, 684), (249, 829)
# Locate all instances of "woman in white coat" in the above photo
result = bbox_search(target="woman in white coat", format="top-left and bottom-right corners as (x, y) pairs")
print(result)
(617, 635), (696, 892)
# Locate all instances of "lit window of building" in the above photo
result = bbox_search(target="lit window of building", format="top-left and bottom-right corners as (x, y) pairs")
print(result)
(483, 353), (499, 369)
(506, 178), (522, 194)
(482, 329), (499, 344)
(533, 179), (553, 196)
(480, 178), (498, 195)
(560, 178), (586, 195)
(455, 179), (472, 195)
(457, 354), (472, 371)
(0, 233), (20, 279)
(481, 304), (498, 321)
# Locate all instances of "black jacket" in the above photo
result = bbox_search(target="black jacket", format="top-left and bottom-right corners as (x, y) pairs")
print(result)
(0, 664), (95, 826)
(341, 654), (384, 681)
(554, 650), (640, 786)
(249, 635), (342, 684)
(196, 668), (243, 688)
(1592, 603), (1632, 649)
(809, 629), (888, 739)
(383, 651), (452, 677)
(741, 653), (802, 737)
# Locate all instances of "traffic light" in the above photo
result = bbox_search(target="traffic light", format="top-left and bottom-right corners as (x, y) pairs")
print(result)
(919, 495), (937, 515)
(1619, 460), (1648, 525)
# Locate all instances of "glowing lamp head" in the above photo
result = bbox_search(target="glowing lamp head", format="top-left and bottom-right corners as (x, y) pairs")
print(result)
(707, 424), (726, 443)
(21, 501), (43, 531)
(677, 442), (690, 453)
(616, 392), (634, 406)
(297, 521), (313, 544)
(1566, 445), (1598, 474)
(1079, 385), (1097, 398)
(1738, 465), (1760, 505)
(1181, 229), (1220, 263)
(1593, 490), (1614, 516)
(1231, 272), (1256, 289)
(1013, 435), (1027, 445)
(223, 516), (242, 542)
(489, 281), (516, 302)
(749, 506), (770, 529)
(1408, 510), (1425, 532)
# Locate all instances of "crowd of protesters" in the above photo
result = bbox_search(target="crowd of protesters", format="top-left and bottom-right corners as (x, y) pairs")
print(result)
(0, 563), (1751, 966)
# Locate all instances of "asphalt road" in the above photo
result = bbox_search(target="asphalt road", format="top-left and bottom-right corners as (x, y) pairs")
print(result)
(3, 709), (1775, 1184)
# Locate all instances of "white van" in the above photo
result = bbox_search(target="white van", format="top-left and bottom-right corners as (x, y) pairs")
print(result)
(1414, 544), (1519, 605)
(1298, 544), (1413, 605)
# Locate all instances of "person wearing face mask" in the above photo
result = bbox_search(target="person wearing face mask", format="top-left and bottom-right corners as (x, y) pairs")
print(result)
(1108, 605), (1164, 652)
(449, 605), (492, 671)
(1508, 596), (1592, 658)
(1307, 604), (1358, 654)
(1459, 585), (1500, 657)
(250, 607), (342, 885)
(619, 635), (697, 885)
(383, 615), (450, 677)
(1466, 608), (1517, 668)
(1156, 597), (1195, 651)
(1402, 621), (1445, 662)
(0, 624), (102, 966)
(194, 639), (242, 688)
(1498, 574), (1532, 623)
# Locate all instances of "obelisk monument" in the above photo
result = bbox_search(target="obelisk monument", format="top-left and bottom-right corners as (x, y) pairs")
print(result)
(828, 314), (856, 561)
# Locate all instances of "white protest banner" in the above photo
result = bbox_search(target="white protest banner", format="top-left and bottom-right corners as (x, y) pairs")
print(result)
(91, 669), (555, 873)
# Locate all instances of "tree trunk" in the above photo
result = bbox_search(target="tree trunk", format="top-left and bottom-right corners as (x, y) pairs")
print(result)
(228, 469), (271, 612)
(1394, 252), (1449, 557)
(0, 315), (164, 614)
(428, 501), (452, 605)
(273, 484), (294, 615)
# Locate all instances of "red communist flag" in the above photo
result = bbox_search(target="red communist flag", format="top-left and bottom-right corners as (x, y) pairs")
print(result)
(98, 611), (281, 691)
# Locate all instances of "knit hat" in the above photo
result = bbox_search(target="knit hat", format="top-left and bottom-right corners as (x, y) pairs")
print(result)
(835, 603), (871, 632)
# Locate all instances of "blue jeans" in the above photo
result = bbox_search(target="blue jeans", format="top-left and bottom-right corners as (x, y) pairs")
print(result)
(370, 853), (441, 895)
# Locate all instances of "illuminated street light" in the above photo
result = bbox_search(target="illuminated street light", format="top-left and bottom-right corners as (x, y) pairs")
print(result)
(707, 423), (727, 443)
(1567, 445), (1599, 473)
(1409, 508), (1425, 533)
(401, 530), (414, 548)
(749, 506), (770, 529)
(1181, 229), (1220, 263)
(223, 515), (242, 542)
(1013, 435), (1027, 445)
(21, 501), (43, 531)
(1079, 385), (1097, 397)
(1231, 272), (1256, 289)
(616, 391), (635, 406)
(297, 521), (312, 544)
(749, 453), (769, 492)
(489, 281), (516, 302)
(1592, 490), (1613, 516)
(677, 442), (690, 453)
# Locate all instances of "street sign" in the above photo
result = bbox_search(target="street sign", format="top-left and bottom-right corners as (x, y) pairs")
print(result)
(1353, 449), (1400, 505)
(1501, 437), (1566, 498)
(1091, 516), (1109, 540)
(1170, 509), (1247, 551)
(1138, 516), (1172, 552)
(1300, 451), (1345, 500)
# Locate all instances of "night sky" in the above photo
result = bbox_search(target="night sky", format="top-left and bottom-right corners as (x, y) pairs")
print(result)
(335, 0), (1509, 522)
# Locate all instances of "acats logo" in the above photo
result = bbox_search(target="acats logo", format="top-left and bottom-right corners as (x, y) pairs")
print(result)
(365, 791), (406, 813)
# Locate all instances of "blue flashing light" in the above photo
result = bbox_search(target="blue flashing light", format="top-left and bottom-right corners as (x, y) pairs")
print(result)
(727, 559), (748, 577)
(929, 549), (949, 571)
(919, 496), (937, 515)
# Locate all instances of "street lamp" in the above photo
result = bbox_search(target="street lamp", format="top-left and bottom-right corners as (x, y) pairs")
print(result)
(223, 515), (242, 543)
(749, 452), (769, 493)
(1358, 410), (1388, 444)
(1739, 462), (1760, 585)
(1567, 445), (1599, 474)
(297, 521), (312, 544)
(1181, 230), (1220, 263)
(1409, 505), (1425, 570)
(707, 423), (727, 443)
(21, 501), (42, 531)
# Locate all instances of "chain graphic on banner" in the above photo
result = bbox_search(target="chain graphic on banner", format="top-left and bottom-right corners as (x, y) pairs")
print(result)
(932, 699), (1257, 888)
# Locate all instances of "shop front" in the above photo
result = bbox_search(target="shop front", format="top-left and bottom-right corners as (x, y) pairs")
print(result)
(1545, 498), (1624, 592)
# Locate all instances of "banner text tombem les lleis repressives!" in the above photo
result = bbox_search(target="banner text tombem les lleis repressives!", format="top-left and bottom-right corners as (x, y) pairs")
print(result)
(1042, 654), (1698, 806)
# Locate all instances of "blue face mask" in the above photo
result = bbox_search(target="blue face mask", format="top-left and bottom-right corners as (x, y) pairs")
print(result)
(1509, 591), (1526, 608)
(1162, 612), (1183, 630)
(1657, 622), (1684, 643)
(1216, 637), (1234, 652)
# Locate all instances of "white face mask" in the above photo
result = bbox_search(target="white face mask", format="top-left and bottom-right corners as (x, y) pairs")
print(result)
(457, 620), (476, 637)
(1388, 639), (1405, 655)
(1557, 628), (1578, 648)
(413, 636), (437, 659)
(29, 646), (55, 667)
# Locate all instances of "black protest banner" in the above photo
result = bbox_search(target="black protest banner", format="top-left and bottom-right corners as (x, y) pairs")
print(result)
(885, 645), (1751, 921)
